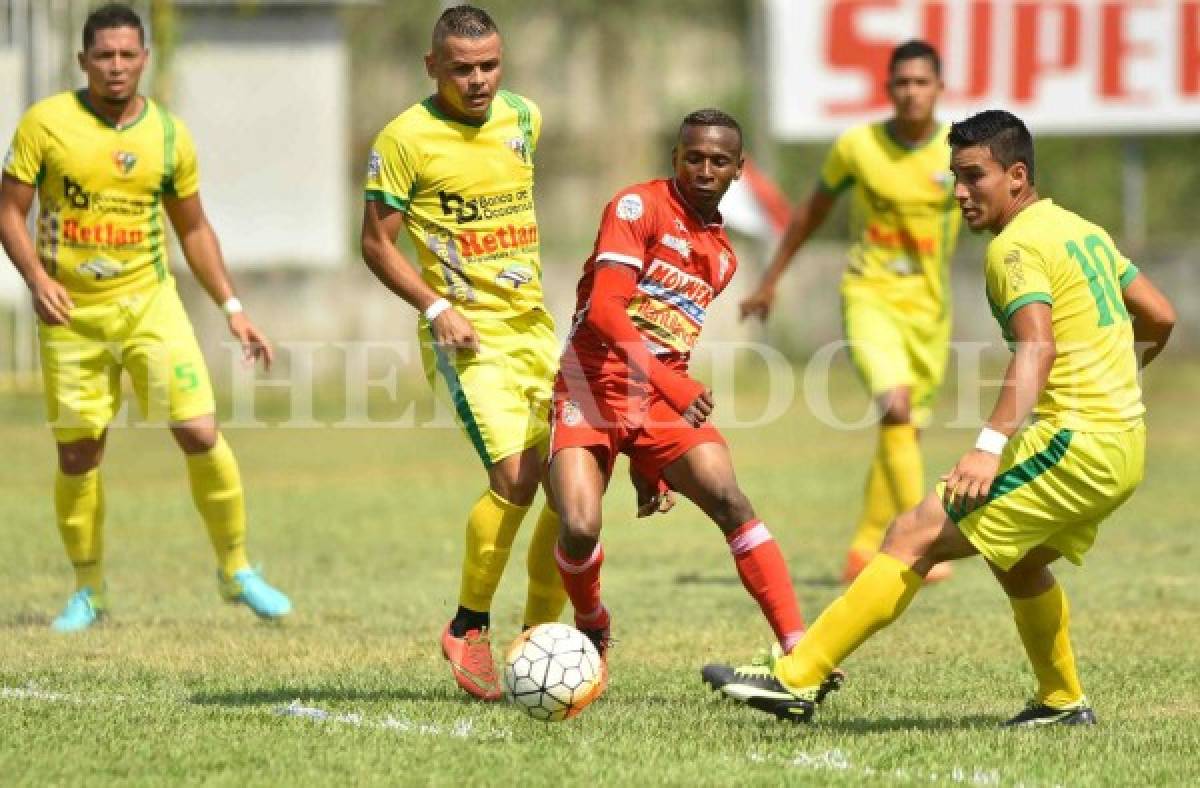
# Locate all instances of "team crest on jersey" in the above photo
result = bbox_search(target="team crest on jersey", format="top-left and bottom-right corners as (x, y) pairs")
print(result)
(718, 251), (731, 282)
(366, 150), (382, 180)
(615, 194), (643, 221)
(506, 136), (529, 163)
(661, 233), (691, 260)
(496, 265), (534, 289)
(932, 169), (952, 187)
(3, 146), (13, 170)
(561, 400), (582, 427)
(112, 151), (137, 175)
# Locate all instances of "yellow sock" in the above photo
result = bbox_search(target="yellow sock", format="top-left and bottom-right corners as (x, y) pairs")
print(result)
(849, 457), (896, 555)
(523, 504), (568, 626)
(185, 434), (250, 577)
(1010, 582), (1085, 708)
(458, 488), (530, 613)
(879, 424), (924, 513)
(55, 469), (105, 591)
(777, 553), (923, 689)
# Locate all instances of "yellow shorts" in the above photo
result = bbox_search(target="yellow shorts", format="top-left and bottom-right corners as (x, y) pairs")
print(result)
(941, 420), (1145, 570)
(38, 280), (215, 443)
(420, 308), (557, 468)
(841, 280), (949, 428)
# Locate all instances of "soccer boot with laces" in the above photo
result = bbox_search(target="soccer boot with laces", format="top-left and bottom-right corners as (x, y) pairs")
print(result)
(701, 643), (844, 706)
(51, 587), (107, 632)
(441, 623), (503, 701)
(1004, 698), (1097, 727)
(218, 567), (292, 620)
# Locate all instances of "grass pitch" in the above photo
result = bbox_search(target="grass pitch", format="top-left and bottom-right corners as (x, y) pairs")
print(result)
(1, 362), (1198, 786)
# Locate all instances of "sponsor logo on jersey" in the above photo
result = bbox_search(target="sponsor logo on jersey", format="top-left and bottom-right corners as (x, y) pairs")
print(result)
(496, 265), (534, 288)
(63, 176), (91, 210)
(660, 233), (691, 260)
(366, 149), (382, 180)
(62, 219), (145, 247)
(866, 222), (936, 255)
(112, 150), (137, 176)
(1004, 249), (1025, 289)
(718, 250), (732, 282)
(636, 258), (714, 329)
(615, 194), (643, 221)
(456, 223), (539, 258)
(673, 218), (688, 235)
(561, 400), (582, 427)
(77, 257), (122, 280)
(439, 189), (532, 224)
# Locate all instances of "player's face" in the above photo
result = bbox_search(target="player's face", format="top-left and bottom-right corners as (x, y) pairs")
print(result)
(672, 125), (743, 218)
(951, 144), (1025, 233)
(78, 26), (147, 103)
(426, 33), (503, 122)
(887, 57), (941, 125)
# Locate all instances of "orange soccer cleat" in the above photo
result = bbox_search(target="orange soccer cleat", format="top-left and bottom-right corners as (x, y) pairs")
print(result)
(441, 623), (503, 701)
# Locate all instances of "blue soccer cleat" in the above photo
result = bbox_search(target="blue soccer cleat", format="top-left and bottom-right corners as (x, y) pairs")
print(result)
(218, 568), (292, 620)
(51, 587), (106, 633)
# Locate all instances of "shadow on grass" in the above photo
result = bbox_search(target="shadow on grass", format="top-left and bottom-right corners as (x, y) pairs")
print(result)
(674, 573), (841, 589)
(189, 684), (474, 708)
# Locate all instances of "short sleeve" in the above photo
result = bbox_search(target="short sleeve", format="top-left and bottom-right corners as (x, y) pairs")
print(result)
(170, 120), (200, 199)
(529, 99), (543, 149)
(364, 128), (418, 212)
(593, 190), (658, 272)
(817, 129), (856, 194)
(985, 238), (1053, 328)
(1104, 232), (1139, 288)
(4, 109), (45, 186)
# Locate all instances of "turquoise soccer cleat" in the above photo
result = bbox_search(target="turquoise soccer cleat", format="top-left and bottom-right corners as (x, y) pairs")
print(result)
(218, 568), (292, 620)
(51, 587), (106, 633)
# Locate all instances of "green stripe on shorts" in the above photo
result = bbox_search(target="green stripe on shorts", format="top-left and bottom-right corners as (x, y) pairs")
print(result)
(947, 428), (1074, 523)
(429, 329), (492, 467)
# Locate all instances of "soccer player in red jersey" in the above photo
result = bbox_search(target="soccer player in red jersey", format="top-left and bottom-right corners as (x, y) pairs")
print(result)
(547, 110), (835, 698)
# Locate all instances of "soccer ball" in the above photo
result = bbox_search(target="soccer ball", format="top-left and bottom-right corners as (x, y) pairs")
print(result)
(503, 623), (604, 721)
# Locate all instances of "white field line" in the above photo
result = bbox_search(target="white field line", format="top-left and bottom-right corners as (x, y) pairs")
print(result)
(1, 686), (512, 741)
(749, 749), (1065, 787)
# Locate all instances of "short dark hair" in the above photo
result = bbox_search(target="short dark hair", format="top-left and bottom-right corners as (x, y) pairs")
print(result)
(948, 109), (1036, 184)
(889, 39), (941, 77)
(678, 108), (743, 150)
(83, 3), (144, 50)
(432, 5), (499, 48)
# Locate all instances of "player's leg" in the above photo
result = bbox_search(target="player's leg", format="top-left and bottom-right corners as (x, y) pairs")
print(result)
(988, 547), (1094, 726)
(126, 283), (289, 619)
(660, 441), (806, 654)
(40, 311), (121, 631)
(547, 446), (610, 635)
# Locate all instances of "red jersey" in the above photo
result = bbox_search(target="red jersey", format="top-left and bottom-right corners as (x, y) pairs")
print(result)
(566, 178), (738, 373)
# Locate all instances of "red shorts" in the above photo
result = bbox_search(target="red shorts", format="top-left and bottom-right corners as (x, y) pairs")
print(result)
(549, 366), (724, 484)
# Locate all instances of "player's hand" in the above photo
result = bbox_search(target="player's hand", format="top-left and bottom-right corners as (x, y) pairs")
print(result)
(30, 274), (74, 325)
(431, 307), (480, 353)
(739, 285), (776, 322)
(941, 449), (1001, 515)
(682, 390), (714, 427)
(631, 468), (675, 518)
(228, 312), (275, 370)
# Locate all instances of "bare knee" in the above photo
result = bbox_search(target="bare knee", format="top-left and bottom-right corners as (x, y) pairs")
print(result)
(57, 435), (106, 475)
(171, 415), (218, 455)
(488, 450), (542, 506)
(989, 548), (1059, 598)
(879, 387), (912, 426)
(558, 506), (601, 560)
(708, 484), (756, 535)
(882, 493), (976, 573)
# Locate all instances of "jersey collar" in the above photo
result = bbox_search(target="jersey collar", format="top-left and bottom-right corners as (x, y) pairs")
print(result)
(422, 95), (493, 128)
(669, 178), (725, 229)
(74, 89), (150, 131)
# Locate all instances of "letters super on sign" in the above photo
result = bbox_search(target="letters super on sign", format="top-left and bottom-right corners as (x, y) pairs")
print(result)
(767, 0), (1200, 139)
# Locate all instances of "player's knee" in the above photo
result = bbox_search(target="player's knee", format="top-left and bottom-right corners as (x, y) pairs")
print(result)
(57, 439), (104, 474)
(558, 510), (600, 559)
(710, 484), (754, 533)
(879, 387), (912, 425)
(171, 417), (218, 455)
(488, 452), (541, 506)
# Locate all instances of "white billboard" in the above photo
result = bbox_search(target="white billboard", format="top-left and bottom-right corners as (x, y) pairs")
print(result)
(767, 0), (1200, 139)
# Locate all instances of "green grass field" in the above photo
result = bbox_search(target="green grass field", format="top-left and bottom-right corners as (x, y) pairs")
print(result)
(2, 362), (1198, 786)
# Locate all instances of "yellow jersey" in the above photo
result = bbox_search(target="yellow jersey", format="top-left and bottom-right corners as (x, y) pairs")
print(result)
(4, 90), (199, 306)
(984, 198), (1144, 431)
(819, 122), (960, 309)
(365, 91), (545, 321)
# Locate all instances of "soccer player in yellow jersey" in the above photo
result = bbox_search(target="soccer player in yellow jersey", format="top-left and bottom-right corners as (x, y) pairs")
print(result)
(359, 5), (565, 701)
(741, 41), (960, 583)
(0, 4), (290, 631)
(707, 109), (1176, 726)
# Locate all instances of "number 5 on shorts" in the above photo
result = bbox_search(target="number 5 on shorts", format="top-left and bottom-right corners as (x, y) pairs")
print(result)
(174, 362), (199, 393)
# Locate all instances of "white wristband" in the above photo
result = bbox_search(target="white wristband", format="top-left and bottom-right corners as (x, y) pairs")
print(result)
(975, 426), (1009, 455)
(221, 297), (243, 317)
(423, 297), (451, 321)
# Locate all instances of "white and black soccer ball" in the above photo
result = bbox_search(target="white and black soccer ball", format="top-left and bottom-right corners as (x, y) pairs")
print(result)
(503, 623), (604, 721)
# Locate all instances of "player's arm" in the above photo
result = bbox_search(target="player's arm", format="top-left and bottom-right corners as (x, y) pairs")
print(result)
(0, 174), (74, 325)
(740, 186), (838, 321)
(360, 200), (478, 351)
(1122, 272), (1175, 368)
(164, 193), (273, 369)
(942, 302), (1056, 513)
(585, 263), (711, 427)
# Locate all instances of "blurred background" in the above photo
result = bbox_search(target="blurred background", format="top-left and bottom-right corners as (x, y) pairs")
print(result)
(0, 0), (1197, 390)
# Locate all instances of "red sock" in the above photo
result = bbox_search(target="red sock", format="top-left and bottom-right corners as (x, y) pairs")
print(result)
(727, 520), (805, 652)
(554, 542), (609, 630)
